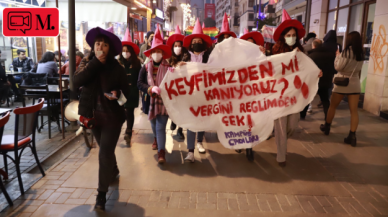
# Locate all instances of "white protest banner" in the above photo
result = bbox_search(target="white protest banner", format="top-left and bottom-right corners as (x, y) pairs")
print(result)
(160, 38), (320, 149)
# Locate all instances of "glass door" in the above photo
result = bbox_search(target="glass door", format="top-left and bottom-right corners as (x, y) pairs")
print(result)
(361, 1), (376, 93)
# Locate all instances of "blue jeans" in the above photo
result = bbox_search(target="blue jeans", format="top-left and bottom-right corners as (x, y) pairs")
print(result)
(150, 115), (168, 151)
(187, 130), (205, 149)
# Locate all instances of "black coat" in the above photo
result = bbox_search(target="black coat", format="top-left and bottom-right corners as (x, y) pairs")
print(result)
(322, 30), (338, 55)
(73, 57), (130, 120)
(308, 47), (336, 88)
(12, 57), (35, 73)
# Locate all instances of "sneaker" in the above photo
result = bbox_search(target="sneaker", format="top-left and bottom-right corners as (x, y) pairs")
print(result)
(152, 137), (158, 150)
(158, 149), (166, 164)
(170, 122), (177, 131)
(197, 142), (205, 153)
(94, 192), (106, 211)
(184, 152), (195, 163)
(177, 128), (185, 140)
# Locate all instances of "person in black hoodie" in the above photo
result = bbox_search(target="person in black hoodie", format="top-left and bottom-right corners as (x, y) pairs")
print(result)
(323, 30), (338, 54)
(308, 39), (336, 120)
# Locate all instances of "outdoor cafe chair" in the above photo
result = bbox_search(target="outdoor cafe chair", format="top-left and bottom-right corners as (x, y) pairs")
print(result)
(0, 111), (13, 206)
(0, 99), (45, 194)
(19, 85), (62, 139)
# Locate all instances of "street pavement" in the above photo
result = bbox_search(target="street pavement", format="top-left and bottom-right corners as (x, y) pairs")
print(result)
(1, 97), (388, 217)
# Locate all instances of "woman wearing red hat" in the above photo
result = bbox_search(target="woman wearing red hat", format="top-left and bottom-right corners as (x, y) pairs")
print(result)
(118, 28), (142, 145)
(137, 25), (172, 164)
(74, 26), (130, 211)
(272, 10), (305, 167)
(166, 25), (189, 140)
(215, 13), (237, 43)
(180, 18), (214, 162)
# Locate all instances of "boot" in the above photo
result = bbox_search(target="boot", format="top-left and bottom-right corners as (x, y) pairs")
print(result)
(158, 149), (166, 164)
(124, 132), (132, 146)
(246, 148), (254, 161)
(344, 131), (357, 147)
(320, 122), (331, 135)
(94, 191), (106, 211)
(177, 127), (185, 140)
(170, 122), (177, 131)
(152, 137), (158, 150)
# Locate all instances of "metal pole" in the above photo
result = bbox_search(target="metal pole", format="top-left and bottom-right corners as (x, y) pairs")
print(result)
(304, 0), (311, 36)
(56, 0), (65, 139)
(68, 0), (78, 131)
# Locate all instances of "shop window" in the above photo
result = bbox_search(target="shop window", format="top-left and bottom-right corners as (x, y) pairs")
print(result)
(326, 11), (337, 33)
(348, 3), (364, 33)
(329, 0), (338, 10)
(248, 0), (254, 7)
(351, 0), (362, 3)
(364, 3), (376, 61)
(296, 15), (302, 23)
(339, 0), (350, 7)
(337, 7), (349, 47)
(248, 13), (254, 21)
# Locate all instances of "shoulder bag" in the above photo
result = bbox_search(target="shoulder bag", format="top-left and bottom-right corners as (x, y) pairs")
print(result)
(333, 62), (359, 87)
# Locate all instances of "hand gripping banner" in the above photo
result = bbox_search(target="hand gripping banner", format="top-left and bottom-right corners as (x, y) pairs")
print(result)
(160, 38), (320, 149)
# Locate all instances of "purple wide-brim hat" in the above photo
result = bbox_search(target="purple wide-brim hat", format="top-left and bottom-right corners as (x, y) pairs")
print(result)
(86, 27), (122, 56)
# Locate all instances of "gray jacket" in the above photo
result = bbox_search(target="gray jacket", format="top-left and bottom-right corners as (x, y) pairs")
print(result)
(36, 61), (59, 77)
(303, 37), (315, 54)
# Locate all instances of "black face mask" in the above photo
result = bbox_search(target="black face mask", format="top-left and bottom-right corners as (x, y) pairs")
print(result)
(192, 43), (205, 52)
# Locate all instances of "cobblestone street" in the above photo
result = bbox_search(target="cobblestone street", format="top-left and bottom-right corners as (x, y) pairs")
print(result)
(1, 99), (388, 217)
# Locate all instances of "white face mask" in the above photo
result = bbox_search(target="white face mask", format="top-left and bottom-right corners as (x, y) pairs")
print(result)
(285, 36), (297, 46)
(122, 52), (131, 59)
(151, 53), (163, 62)
(95, 50), (103, 58)
(173, 47), (182, 55)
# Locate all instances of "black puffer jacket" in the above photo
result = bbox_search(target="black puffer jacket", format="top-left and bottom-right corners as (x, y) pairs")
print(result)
(12, 57), (35, 73)
(308, 47), (336, 88)
(74, 56), (130, 121)
(323, 30), (338, 55)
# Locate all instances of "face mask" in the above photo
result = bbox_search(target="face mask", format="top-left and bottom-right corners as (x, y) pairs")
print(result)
(285, 36), (297, 46)
(174, 47), (182, 55)
(151, 53), (163, 62)
(122, 52), (131, 59)
(192, 43), (204, 52)
(95, 50), (103, 58)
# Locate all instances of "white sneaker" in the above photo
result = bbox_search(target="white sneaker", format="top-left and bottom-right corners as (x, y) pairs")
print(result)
(307, 104), (313, 113)
(184, 152), (195, 162)
(197, 142), (206, 153)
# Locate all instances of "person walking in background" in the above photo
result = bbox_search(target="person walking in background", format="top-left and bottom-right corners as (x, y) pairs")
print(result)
(139, 31), (154, 63)
(137, 26), (171, 164)
(308, 39), (336, 120)
(271, 10), (306, 167)
(215, 13), (237, 44)
(73, 26), (130, 211)
(36, 51), (59, 77)
(302, 32), (316, 54)
(181, 18), (213, 162)
(118, 28), (142, 145)
(320, 32), (364, 147)
(166, 25), (188, 140)
(59, 51), (84, 75)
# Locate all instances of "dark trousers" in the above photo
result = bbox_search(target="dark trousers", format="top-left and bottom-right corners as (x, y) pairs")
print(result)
(125, 107), (135, 134)
(7, 75), (19, 95)
(92, 124), (123, 192)
(300, 104), (309, 119)
(0, 84), (9, 100)
(317, 87), (331, 120)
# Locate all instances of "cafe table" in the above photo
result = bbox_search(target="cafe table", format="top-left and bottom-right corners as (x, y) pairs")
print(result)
(0, 108), (12, 115)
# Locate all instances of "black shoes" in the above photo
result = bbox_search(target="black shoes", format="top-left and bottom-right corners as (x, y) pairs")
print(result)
(344, 131), (357, 147)
(95, 191), (106, 211)
(170, 122), (177, 131)
(246, 148), (254, 161)
(177, 127), (185, 139)
(320, 122), (331, 135)
(124, 132), (132, 145)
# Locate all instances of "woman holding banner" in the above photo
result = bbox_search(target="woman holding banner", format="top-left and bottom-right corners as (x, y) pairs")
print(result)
(137, 25), (172, 164)
(271, 10), (306, 167)
(167, 25), (188, 140)
(179, 18), (213, 162)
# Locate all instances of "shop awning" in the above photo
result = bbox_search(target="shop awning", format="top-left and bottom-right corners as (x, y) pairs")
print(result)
(46, 1), (127, 22)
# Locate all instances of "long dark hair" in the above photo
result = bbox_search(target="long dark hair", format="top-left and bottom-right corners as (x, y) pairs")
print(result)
(39, 51), (55, 63)
(217, 34), (226, 43)
(188, 38), (207, 53)
(272, 27), (304, 55)
(343, 31), (364, 61)
(168, 41), (189, 67)
(88, 34), (116, 62)
(118, 45), (141, 69)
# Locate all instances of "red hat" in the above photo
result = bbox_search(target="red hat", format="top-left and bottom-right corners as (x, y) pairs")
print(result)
(240, 28), (264, 46)
(273, 9), (305, 42)
(215, 13), (237, 38)
(183, 18), (213, 48)
(166, 25), (184, 48)
(122, 28), (140, 55)
(144, 25), (172, 59)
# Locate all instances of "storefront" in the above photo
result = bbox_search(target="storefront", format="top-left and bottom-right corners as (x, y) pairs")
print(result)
(326, 0), (376, 94)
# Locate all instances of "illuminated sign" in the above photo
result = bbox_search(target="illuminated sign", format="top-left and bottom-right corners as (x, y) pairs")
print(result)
(155, 8), (164, 19)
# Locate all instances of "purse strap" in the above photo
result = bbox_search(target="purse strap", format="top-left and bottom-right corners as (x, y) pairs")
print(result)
(349, 62), (360, 78)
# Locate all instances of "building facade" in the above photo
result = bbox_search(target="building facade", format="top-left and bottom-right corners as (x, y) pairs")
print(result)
(215, 0), (231, 29)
